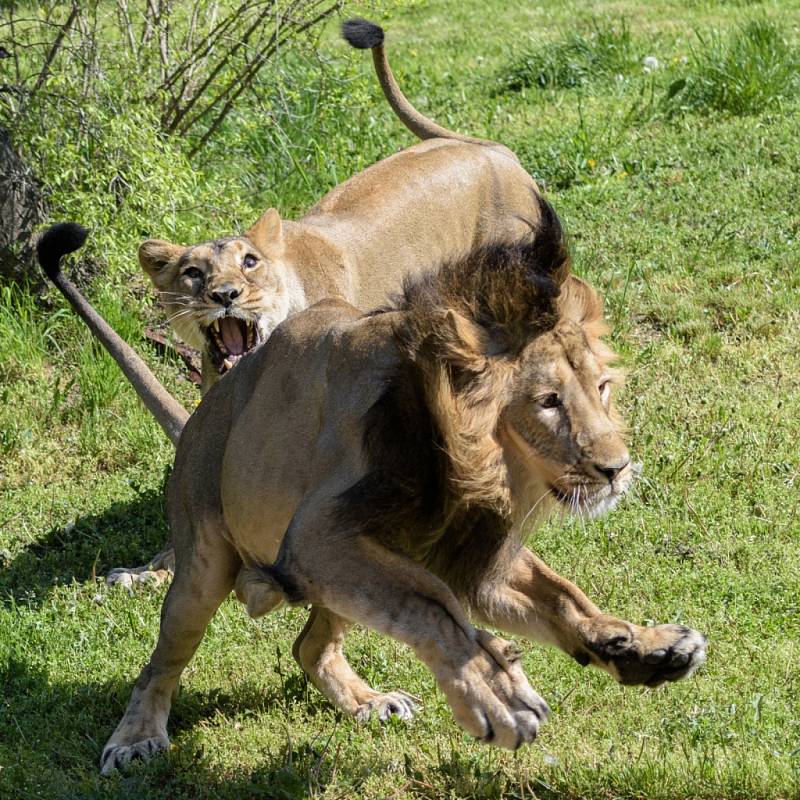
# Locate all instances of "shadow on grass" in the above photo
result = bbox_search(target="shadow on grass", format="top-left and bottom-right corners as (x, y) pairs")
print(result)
(0, 655), (349, 800)
(0, 487), (169, 609)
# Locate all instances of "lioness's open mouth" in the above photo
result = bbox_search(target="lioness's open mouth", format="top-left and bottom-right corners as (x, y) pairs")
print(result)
(204, 317), (260, 373)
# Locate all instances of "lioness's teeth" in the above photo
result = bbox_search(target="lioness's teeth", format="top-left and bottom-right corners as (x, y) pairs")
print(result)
(212, 319), (219, 332)
(223, 358), (234, 370)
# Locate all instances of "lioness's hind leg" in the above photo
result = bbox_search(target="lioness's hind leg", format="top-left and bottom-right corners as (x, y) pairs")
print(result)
(293, 606), (418, 722)
(106, 543), (175, 590)
(100, 537), (239, 775)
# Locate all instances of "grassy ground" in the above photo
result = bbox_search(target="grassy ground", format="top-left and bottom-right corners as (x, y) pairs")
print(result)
(2, 0), (800, 797)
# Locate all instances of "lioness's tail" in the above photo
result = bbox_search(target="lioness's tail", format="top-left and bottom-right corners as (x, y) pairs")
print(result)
(37, 223), (189, 445)
(342, 18), (497, 147)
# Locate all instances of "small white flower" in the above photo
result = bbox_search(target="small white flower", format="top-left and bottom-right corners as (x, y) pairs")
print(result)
(642, 55), (659, 73)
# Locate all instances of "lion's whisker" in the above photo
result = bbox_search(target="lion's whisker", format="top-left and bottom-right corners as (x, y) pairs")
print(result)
(519, 482), (559, 532)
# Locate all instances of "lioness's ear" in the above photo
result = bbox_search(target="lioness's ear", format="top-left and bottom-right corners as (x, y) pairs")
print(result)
(246, 208), (283, 253)
(434, 309), (491, 371)
(138, 240), (184, 288)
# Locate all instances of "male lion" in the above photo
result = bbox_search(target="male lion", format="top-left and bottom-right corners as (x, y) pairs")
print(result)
(80, 193), (705, 773)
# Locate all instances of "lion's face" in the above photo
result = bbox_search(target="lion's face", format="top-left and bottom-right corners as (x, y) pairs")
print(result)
(499, 315), (632, 520)
(138, 210), (295, 377)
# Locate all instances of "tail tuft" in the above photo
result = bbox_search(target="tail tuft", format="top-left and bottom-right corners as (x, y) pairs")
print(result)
(342, 18), (384, 50)
(36, 222), (89, 280)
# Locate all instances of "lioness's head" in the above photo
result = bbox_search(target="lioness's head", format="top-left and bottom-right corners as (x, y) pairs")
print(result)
(138, 209), (294, 376)
(395, 197), (633, 526)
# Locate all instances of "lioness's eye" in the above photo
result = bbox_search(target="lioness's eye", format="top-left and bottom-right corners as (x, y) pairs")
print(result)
(183, 267), (203, 280)
(243, 254), (258, 269)
(539, 393), (562, 409)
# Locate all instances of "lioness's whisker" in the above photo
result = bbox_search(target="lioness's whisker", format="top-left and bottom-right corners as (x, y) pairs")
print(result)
(165, 309), (199, 324)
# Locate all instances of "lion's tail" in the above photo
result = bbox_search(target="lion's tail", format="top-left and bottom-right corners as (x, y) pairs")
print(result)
(37, 223), (189, 446)
(342, 18), (498, 147)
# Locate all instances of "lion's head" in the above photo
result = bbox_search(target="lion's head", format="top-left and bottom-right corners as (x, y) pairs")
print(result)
(498, 276), (632, 521)
(138, 209), (296, 376)
(347, 196), (633, 589)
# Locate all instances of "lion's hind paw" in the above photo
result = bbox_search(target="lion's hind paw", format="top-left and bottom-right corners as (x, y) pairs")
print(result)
(100, 735), (169, 776)
(355, 690), (420, 723)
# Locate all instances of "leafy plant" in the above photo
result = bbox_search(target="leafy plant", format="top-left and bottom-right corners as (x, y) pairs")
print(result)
(0, 1), (342, 156)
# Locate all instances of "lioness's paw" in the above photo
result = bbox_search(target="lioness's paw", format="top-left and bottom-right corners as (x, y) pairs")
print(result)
(100, 735), (169, 776)
(355, 690), (419, 723)
(586, 620), (707, 686)
(442, 633), (548, 750)
(106, 567), (171, 590)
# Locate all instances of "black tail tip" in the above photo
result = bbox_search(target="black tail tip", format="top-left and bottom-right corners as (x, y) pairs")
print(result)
(342, 18), (384, 50)
(36, 222), (89, 280)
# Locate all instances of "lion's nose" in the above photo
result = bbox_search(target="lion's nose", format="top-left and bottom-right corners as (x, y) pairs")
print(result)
(211, 285), (242, 308)
(593, 458), (630, 483)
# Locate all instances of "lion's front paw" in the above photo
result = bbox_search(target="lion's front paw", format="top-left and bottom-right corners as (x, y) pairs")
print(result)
(355, 690), (419, 723)
(100, 734), (169, 776)
(440, 632), (548, 750)
(584, 619), (707, 686)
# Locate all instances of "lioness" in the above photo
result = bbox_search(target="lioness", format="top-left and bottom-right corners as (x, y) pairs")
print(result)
(50, 17), (550, 585)
(88, 192), (705, 772)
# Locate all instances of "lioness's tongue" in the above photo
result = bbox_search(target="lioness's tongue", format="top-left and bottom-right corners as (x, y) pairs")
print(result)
(219, 318), (245, 355)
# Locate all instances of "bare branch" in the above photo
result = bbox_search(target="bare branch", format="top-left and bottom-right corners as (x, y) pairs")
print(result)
(26, 2), (79, 101)
(188, 2), (340, 157)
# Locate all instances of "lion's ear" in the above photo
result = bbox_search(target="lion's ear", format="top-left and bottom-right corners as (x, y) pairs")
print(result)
(138, 240), (184, 288)
(560, 275), (603, 324)
(560, 275), (609, 341)
(435, 309), (491, 370)
(246, 208), (283, 254)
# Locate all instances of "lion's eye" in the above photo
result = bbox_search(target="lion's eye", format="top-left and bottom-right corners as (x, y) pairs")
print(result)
(183, 267), (203, 280)
(539, 393), (562, 409)
(243, 254), (258, 269)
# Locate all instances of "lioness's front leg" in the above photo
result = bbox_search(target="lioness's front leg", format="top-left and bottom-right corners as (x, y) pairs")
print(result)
(476, 548), (706, 686)
(276, 533), (548, 749)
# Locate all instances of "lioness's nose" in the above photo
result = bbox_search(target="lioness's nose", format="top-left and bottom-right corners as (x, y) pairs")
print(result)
(211, 285), (241, 307)
(593, 458), (630, 483)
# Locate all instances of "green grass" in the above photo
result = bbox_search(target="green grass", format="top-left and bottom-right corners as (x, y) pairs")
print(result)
(2, 0), (800, 797)
(666, 19), (800, 115)
(496, 19), (637, 92)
